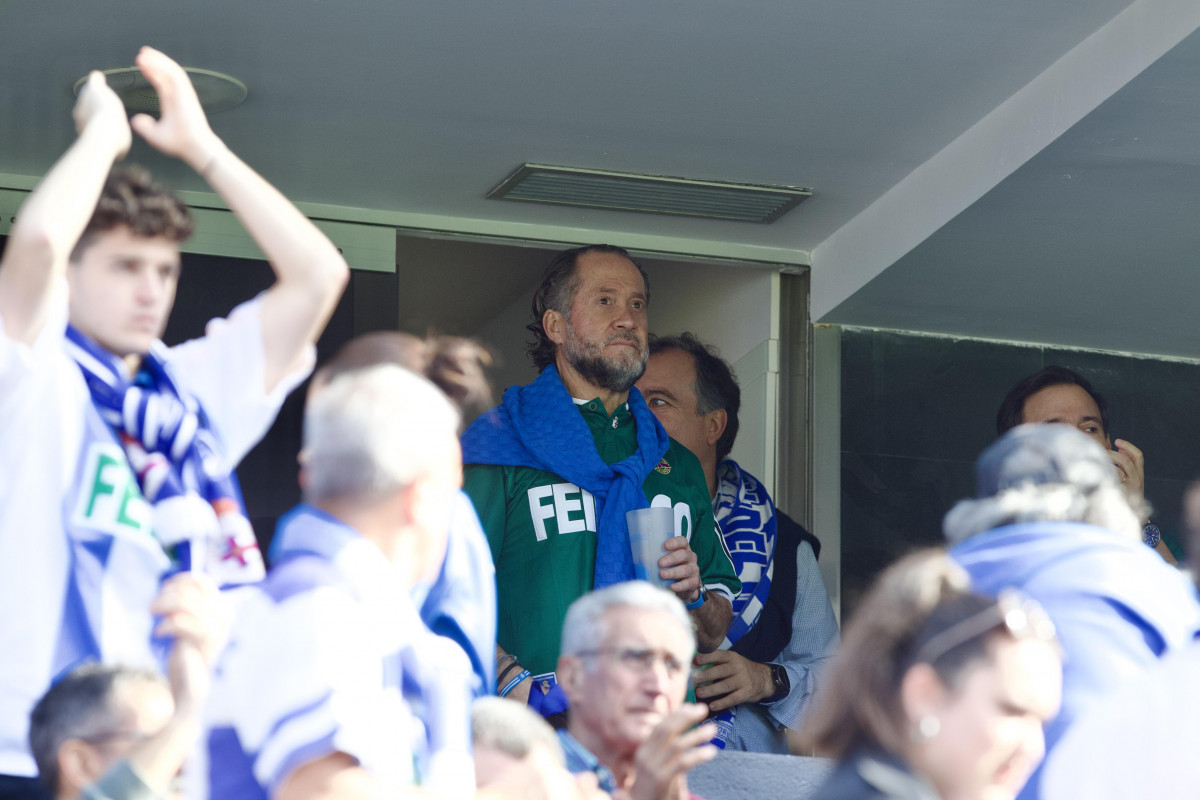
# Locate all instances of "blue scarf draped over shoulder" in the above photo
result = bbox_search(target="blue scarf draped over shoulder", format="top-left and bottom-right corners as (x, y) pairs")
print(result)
(460, 365), (670, 589)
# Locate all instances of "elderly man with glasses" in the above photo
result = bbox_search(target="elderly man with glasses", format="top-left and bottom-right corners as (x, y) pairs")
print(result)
(555, 582), (718, 800)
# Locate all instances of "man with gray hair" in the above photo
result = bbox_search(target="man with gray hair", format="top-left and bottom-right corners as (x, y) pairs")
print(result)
(201, 364), (476, 799)
(945, 423), (1200, 800)
(556, 582), (718, 800)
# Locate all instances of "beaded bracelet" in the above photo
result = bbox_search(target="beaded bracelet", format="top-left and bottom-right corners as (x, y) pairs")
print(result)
(499, 669), (532, 698)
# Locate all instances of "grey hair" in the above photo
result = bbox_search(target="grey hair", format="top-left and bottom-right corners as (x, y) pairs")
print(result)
(303, 364), (460, 504)
(29, 664), (163, 796)
(944, 482), (1145, 545)
(471, 696), (564, 765)
(560, 581), (696, 662)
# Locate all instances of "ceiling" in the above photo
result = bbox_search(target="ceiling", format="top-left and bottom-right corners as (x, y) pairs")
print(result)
(3, 0), (1199, 356)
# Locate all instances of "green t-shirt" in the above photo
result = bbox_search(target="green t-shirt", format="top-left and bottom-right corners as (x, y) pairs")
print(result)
(463, 397), (740, 677)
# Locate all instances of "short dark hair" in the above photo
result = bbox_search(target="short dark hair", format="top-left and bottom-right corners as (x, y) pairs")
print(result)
(648, 332), (741, 462)
(524, 244), (648, 371)
(995, 365), (1109, 437)
(70, 166), (194, 262)
(29, 664), (161, 796)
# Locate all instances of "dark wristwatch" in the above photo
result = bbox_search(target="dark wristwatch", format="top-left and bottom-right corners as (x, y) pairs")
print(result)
(763, 663), (790, 704)
(1143, 522), (1162, 549)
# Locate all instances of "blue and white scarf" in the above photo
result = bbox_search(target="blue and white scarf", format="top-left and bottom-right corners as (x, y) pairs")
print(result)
(714, 459), (777, 647)
(460, 364), (670, 588)
(64, 325), (263, 584)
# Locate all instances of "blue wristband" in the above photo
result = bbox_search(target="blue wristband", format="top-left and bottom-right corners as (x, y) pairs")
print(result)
(499, 669), (531, 698)
(684, 586), (707, 610)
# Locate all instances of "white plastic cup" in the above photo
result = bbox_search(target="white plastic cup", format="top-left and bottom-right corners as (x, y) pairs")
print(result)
(627, 506), (676, 589)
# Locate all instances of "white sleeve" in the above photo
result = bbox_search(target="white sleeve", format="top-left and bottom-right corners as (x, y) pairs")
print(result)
(0, 278), (70, 409)
(166, 298), (314, 467)
(220, 586), (414, 796)
(0, 280), (84, 511)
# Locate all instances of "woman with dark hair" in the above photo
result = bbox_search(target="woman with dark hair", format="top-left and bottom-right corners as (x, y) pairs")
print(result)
(805, 551), (1062, 800)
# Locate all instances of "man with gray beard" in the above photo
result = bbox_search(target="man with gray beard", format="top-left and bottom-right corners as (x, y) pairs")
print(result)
(462, 245), (739, 718)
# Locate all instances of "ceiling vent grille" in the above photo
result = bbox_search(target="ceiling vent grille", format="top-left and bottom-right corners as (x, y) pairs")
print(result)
(488, 163), (810, 224)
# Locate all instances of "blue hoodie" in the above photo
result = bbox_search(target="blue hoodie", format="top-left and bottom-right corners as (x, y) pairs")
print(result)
(951, 521), (1200, 800)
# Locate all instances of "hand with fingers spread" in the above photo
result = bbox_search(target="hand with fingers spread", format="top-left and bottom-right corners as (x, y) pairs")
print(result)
(129, 46), (223, 170)
(628, 703), (717, 800)
(691, 650), (774, 712)
(72, 71), (132, 158)
(658, 536), (700, 603)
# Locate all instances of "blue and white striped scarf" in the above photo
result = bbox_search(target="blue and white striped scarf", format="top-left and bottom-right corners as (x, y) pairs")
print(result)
(64, 325), (263, 584)
(714, 459), (777, 647)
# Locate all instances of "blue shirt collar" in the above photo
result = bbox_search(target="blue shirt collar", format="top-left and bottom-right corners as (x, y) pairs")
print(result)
(557, 729), (618, 793)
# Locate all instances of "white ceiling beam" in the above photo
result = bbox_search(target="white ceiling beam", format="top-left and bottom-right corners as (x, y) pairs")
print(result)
(810, 0), (1200, 321)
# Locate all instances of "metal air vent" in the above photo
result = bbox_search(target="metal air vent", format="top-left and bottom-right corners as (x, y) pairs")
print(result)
(73, 67), (247, 115)
(488, 163), (811, 224)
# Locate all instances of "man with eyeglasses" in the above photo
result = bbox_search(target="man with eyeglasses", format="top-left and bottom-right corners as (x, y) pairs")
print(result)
(555, 582), (718, 800)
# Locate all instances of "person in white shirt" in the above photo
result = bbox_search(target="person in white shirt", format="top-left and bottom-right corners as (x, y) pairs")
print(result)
(203, 364), (467, 799)
(0, 46), (347, 794)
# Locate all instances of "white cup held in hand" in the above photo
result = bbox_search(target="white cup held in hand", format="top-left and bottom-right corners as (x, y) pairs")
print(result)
(626, 506), (676, 589)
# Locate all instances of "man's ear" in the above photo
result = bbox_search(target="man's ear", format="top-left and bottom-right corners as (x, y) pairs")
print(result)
(704, 409), (728, 449)
(58, 738), (103, 796)
(557, 655), (583, 705)
(544, 309), (566, 346)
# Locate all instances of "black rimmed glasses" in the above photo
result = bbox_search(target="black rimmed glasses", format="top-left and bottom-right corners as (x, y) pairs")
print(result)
(911, 589), (1057, 668)
(574, 646), (687, 677)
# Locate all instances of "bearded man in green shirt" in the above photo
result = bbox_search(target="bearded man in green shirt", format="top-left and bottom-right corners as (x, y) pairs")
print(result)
(461, 244), (740, 714)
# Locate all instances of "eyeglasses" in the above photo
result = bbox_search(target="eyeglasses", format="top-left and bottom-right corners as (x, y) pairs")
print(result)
(910, 589), (1057, 668)
(574, 646), (687, 676)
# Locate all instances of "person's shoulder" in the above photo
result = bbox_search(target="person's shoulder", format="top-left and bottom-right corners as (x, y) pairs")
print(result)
(662, 437), (704, 477)
(817, 749), (937, 800)
(776, 510), (822, 562)
(259, 554), (349, 606)
(464, 461), (565, 492)
(813, 757), (888, 800)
